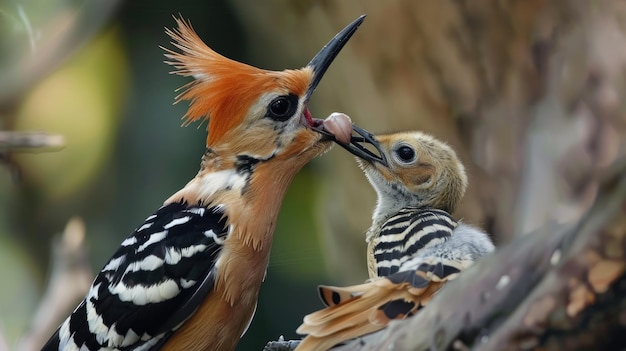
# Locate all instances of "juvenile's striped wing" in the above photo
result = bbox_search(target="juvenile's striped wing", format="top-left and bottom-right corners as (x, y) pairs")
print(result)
(42, 202), (229, 351)
(371, 208), (456, 277)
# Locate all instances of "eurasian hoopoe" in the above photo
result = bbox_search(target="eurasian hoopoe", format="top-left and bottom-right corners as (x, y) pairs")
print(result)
(41, 16), (366, 351)
(296, 128), (495, 351)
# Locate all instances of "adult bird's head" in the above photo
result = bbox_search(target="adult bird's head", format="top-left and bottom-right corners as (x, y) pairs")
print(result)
(162, 16), (364, 194)
(341, 128), (468, 217)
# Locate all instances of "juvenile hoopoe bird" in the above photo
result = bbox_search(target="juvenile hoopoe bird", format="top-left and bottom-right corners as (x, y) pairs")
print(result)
(296, 128), (495, 351)
(41, 16), (366, 351)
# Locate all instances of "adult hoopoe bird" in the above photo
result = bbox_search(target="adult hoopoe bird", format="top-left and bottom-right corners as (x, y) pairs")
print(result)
(296, 127), (495, 351)
(41, 16), (366, 351)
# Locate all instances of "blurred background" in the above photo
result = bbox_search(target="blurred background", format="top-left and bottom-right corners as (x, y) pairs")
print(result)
(1, 0), (625, 350)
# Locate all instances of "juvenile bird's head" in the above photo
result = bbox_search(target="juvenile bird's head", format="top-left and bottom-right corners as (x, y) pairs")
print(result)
(343, 128), (468, 221)
(162, 16), (363, 206)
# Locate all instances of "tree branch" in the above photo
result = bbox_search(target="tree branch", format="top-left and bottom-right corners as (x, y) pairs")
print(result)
(14, 217), (93, 351)
(0, 131), (64, 152)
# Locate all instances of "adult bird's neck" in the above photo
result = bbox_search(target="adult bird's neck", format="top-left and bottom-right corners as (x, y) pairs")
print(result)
(162, 147), (299, 308)
(165, 148), (295, 252)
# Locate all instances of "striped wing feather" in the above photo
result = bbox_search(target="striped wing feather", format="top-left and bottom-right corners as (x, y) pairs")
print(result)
(372, 208), (456, 277)
(42, 202), (228, 351)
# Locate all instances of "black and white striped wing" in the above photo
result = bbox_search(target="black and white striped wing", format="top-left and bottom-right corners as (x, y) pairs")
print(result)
(372, 208), (456, 277)
(372, 222), (496, 321)
(42, 202), (229, 351)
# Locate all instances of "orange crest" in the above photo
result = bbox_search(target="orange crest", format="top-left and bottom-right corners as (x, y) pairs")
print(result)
(163, 17), (312, 146)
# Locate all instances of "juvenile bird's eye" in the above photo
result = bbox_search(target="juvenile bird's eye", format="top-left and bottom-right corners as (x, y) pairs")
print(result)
(267, 94), (298, 122)
(395, 145), (416, 163)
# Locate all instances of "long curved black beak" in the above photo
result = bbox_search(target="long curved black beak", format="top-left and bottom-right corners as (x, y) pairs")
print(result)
(304, 15), (365, 102)
(336, 125), (388, 166)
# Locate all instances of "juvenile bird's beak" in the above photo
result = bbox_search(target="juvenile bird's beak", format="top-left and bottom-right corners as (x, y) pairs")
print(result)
(304, 15), (366, 102)
(336, 124), (388, 166)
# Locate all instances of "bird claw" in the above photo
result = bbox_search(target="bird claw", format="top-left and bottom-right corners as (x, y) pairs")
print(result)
(263, 338), (301, 351)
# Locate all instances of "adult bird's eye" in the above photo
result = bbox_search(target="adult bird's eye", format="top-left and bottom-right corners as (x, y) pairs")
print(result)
(270, 98), (289, 115)
(267, 94), (298, 122)
(395, 145), (416, 162)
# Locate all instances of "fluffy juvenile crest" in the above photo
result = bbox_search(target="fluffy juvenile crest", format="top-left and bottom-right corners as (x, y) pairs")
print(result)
(163, 17), (312, 146)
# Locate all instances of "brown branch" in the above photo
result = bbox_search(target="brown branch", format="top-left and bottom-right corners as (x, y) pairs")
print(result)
(15, 217), (93, 351)
(0, 131), (64, 152)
